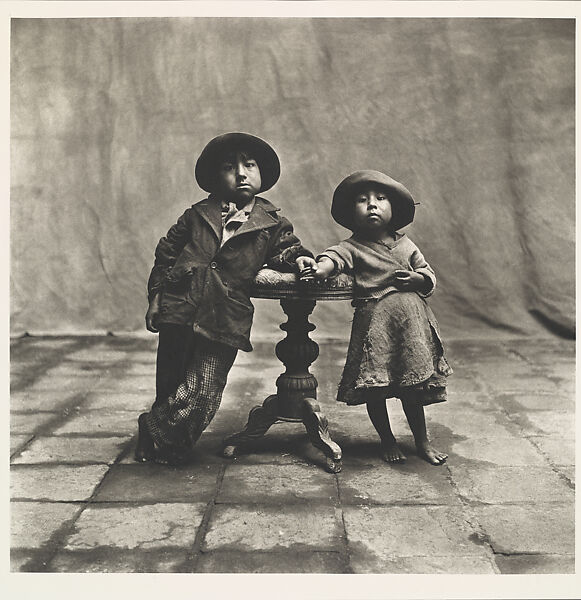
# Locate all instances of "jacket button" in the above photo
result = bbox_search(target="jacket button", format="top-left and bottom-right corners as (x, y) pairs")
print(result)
(210, 261), (217, 269)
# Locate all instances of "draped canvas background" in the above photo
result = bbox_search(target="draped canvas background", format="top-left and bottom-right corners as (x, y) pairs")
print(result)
(11, 17), (575, 341)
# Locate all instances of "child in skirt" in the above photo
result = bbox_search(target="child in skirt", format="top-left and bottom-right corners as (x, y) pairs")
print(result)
(298, 170), (452, 465)
(136, 132), (312, 465)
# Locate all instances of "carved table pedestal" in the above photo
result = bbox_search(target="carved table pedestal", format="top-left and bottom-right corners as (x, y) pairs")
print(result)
(222, 269), (354, 473)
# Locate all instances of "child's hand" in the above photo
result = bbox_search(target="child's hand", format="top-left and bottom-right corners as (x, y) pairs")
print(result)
(296, 256), (335, 281)
(145, 293), (161, 333)
(392, 270), (427, 292)
(296, 256), (319, 281)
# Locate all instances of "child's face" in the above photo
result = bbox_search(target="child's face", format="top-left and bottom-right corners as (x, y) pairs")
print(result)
(216, 150), (262, 204)
(352, 186), (393, 232)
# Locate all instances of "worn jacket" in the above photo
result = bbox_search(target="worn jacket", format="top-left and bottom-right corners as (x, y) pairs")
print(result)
(147, 195), (312, 351)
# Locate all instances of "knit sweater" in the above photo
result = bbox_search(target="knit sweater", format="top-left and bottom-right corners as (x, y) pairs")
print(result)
(319, 233), (436, 300)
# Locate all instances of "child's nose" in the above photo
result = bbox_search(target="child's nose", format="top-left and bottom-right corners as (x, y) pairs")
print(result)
(235, 163), (247, 178)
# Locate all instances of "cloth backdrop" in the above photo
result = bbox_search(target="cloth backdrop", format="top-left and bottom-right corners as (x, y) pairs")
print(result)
(11, 18), (575, 340)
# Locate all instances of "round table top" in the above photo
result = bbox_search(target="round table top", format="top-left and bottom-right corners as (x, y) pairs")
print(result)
(251, 268), (354, 301)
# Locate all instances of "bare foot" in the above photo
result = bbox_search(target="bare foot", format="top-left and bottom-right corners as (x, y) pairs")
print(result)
(381, 441), (406, 463)
(135, 414), (189, 466)
(417, 443), (447, 465)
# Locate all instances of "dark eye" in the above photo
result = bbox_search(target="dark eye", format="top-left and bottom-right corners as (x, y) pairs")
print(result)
(377, 195), (386, 201)
(246, 161), (257, 168)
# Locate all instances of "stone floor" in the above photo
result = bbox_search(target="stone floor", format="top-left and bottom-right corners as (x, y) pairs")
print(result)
(9, 334), (575, 575)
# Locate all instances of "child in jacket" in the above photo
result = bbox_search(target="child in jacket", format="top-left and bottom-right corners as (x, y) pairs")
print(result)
(136, 132), (312, 464)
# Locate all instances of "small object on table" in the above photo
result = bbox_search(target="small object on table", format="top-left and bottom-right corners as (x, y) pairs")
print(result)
(222, 268), (354, 473)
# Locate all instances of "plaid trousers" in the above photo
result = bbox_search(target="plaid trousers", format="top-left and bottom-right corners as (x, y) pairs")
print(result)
(145, 334), (237, 453)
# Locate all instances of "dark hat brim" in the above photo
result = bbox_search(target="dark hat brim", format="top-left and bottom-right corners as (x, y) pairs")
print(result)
(195, 132), (281, 193)
(331, 170), (416, 231)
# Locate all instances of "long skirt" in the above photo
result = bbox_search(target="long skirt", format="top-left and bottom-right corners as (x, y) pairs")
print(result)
(337, 291), (452, 406)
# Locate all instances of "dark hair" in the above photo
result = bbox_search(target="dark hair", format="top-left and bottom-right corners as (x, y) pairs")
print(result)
(195, 132), (280, 193)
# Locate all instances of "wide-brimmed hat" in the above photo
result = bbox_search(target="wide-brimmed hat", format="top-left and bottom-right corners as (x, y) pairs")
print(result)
(195, 132), (281, 193)
(331, 170), (416, 231)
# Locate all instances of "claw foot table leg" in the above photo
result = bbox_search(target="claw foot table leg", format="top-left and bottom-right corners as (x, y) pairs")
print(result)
(302, 398), (343, 473)
(223, 395), (279, 458)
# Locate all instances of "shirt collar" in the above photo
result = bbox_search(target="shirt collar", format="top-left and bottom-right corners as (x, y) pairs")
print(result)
(221, 197), (255, 215)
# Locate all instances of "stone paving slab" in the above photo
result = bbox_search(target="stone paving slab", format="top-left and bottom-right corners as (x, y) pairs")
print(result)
(496, 391), (575, 412)
(10, 434), (33, 455)
(82, 391), (150, 412)
(445, 436), (547, 466)
(11, 502), (82, 548)
(62, 503), (207, 550)
(494, 553), (575, 574)
(427, 391), (497, 412)
(11, 337), (78, 351)
(195, 550), (347, 573)
(443, 374), (486, 394)
(48, 548), (192, 573)
(11, 465), (109, 501)
(94, 463), (221, 502)
(519, 410), (575, 438)
(51, 410), (137, 436)
(218, 464), (338, 504)
(10, 389), (80, 413)
(506, 339), (574, 361)
(343, 505), (493, 573)
(203, 505), (343, 552)
(338, 460), (459, 505)
(44, 364), (118, 377)
(355, 554), (499, 574)
(528, 436), (575, 466)
(25, 375), (102, 393)
(91, 376), (156, 393)
(11, 360), (47, 375)
(448, 464), (574, 504)
(121, 362), (157, 375)
(12, 436), (131, 464)
(473, 504), (575, 554)
(427, 409), (521, 439)
(559, 466), (575, 485)
(479, 372), (559, 395)
(115, 350), (157, 363)
(11, 411), (62, 434)
(66, 348), (135, 362)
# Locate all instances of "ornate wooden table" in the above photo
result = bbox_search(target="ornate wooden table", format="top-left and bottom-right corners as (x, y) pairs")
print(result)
(222, 268), (354, 473)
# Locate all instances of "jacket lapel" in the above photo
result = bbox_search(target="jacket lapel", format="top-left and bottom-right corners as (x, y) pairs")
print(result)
(193, 197), (222, 241)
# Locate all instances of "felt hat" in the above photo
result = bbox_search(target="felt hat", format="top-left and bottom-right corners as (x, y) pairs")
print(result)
(195, 132), (281, 193)
(331, 170), (416, 231)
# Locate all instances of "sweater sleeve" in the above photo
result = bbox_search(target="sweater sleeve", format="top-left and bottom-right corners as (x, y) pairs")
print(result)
(408, 242), (437, 298)
(317, 240), (355, 275)
(147, 209), (191, 302)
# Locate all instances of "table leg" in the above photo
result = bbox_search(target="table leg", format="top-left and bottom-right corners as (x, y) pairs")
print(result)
(222, 298), (342, 472)
(222, 395), (279, 458)
(302, 398), (343, 473)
